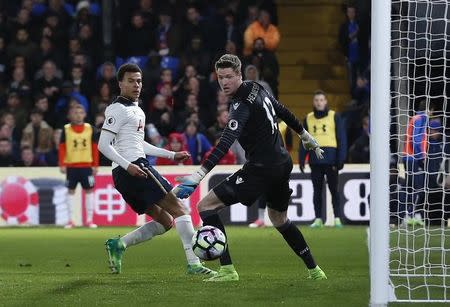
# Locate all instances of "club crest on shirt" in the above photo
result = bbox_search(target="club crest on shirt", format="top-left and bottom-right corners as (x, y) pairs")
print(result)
(106, 116), (116, 125)
(228, 119), (238, 131)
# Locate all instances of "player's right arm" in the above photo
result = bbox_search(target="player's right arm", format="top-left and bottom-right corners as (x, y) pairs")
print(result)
(98, 105), (147, 178)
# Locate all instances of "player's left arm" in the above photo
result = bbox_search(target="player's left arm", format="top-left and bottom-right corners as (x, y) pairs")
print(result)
(173, 102), (250, 199)
(269, 95), (324, 159)
(142, 141), (190, 162)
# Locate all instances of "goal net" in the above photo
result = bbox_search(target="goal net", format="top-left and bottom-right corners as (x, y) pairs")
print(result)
(390, 0), (450, 302)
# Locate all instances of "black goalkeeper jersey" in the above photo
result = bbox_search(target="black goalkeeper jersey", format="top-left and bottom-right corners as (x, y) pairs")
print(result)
(202, 81), (305, 171)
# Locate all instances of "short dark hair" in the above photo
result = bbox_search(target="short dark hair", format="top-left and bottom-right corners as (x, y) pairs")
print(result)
(313, 89), (327, 97)
(117, 63), (142, 81)
(215, 54), (241, 75)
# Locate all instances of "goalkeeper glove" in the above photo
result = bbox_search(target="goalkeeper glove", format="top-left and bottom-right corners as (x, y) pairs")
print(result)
(173, 168), (207, 199)
(299, 130), (324, 159)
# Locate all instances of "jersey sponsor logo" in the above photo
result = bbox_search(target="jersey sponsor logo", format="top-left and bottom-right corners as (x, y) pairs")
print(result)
(228, 119), (238, 131)
(232, 102), (240, 110)
(106, 116), (116, 126)
(235, 176), (244, 185)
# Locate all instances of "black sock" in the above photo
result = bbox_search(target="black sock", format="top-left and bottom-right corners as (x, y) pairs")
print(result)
(276, 220), (316, 269)
(199, 210), (233, 266)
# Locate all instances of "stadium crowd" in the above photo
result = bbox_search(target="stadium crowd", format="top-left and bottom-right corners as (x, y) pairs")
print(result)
(0, 0), (375, 168)
(0, 0), (282, 167)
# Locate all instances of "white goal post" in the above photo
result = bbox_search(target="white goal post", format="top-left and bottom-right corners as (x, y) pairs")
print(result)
(371, 0), (450, 305)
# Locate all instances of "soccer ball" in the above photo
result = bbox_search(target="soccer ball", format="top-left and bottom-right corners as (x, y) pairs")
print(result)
(191, 225), (227, 261)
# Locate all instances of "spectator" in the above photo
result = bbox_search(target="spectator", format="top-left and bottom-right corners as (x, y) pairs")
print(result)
(0, 138), (16, 166)
(70, 64), (93, 98)
(16, 145), (45, 166)
(181, 35), (211, 76)
(33, 60), (62, 105)
(45, 127), (62, 166)
(0, 121), (20, 158)
(183, 119), (211, 165)
(55, 81), (89, 121)
(8, 66), (32, 106)
(77, 24), (99, 65)
(21, 108), (53, 160)
(122, 11), (154, 57)
(34, 93), (55, 127)
(155, 9), (182, 56)
(348, 115), (370, 163)
(43, 12), (67, 52)
(147, 94), (175, 137)
(1, 112), (21, 142)
(156, 132), (193, 165)
(6, 27), (38, 65)
(183, 5), (207, 50)
(206, 109), (229, 144)
(1, 92), (28, 131)
(243, 37), (279, 97)
(243, 9), (280, 56)
(91, 81), (113, 116)
(224, 10), (243, 53)
(96, 61), (119, 95)
(215, 89), (229, 112)
(35, 36), (64, 72)
(339, 4), (360, 91)
(138, 0), (157, 31)
(244, 64), (273, 96)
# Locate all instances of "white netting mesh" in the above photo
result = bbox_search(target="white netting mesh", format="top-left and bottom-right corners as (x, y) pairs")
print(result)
(390, 0), (450, 302)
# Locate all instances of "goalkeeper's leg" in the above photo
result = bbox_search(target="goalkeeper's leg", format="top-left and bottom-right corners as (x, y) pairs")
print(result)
(198, 190), (239, 282)
(268, 208), (327, 280)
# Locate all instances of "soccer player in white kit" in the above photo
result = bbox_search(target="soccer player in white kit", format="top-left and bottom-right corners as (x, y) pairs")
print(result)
(98, 63), (216, 275)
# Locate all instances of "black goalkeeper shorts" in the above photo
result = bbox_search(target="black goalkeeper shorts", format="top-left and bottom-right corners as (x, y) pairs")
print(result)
(213, 160), (293, 212)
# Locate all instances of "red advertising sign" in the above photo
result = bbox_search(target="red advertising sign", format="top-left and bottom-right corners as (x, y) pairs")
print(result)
(82, 174), (202, 226)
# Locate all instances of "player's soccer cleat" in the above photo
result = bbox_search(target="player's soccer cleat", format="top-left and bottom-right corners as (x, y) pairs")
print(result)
(308, 266), (327, 280)
(64, 221), (75, 229)
(248, 219), (265, 228)
(186, 263), (217, 276)
(334, 218), (343, 228)
(105, 238), (125, 274)
(203, 264), (239, 282)
(86, 222), (98, 228)
(405, 216), (424, 227)
(310, 218), (323, 228)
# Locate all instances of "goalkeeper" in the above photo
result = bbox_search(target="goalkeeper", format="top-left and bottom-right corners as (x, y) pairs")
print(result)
(174, 54), (327, 282)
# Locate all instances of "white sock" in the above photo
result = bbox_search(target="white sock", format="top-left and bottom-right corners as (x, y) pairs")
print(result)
(258, 208), (265, 220)
(67, 194), (75, 223)
(85, 192), (94, 223)
(121, 221), (166, 248)
(174, 215), (200, 265)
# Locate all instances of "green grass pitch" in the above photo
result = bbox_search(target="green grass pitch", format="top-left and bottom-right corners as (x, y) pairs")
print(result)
(0, 226), (370, 306)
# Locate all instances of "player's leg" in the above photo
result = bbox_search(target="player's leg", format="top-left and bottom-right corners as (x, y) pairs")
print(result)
(156, 192), (217, 276)
(412, 164), (425, 226)
(197, 190), (239, 282)
(248, 196), (266, 228)
(310, 165), (325, 228)
(325, 165), (342, 228)
(268, 208), (326, 280)
(106, 205), (172, 274)
(81, 168), (97, 228)
(267, 161), (326, 280)
(64, 168), (77, 229)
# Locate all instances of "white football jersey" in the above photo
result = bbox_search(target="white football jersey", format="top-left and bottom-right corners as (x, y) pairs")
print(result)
(102, 96), (146, 169)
